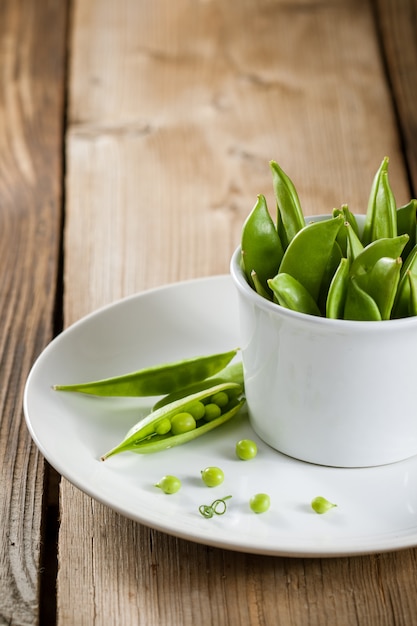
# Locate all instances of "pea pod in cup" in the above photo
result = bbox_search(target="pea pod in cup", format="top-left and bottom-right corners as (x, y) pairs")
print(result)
(362, 156), (397, 245)
(241, 194), (283, 295)
(270, 160), (305, 247)
(278, 214), (344, 303)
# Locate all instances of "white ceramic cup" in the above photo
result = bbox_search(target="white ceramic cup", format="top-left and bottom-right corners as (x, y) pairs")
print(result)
(230, 235), (417, 467)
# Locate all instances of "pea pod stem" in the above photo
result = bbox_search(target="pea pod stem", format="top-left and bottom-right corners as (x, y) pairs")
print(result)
(101, 382), (245, 459)
(53, 348), (239, 397)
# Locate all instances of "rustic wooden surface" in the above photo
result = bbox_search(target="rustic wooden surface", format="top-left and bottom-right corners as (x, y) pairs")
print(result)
(2, 0), (417, 624)
(0, 1), (68, 625)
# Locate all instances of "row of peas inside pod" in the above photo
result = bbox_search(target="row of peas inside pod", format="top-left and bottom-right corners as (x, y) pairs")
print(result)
(240, 158), (417, 320)
(54, 348), (246, 458)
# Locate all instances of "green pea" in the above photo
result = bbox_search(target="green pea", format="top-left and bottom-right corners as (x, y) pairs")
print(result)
(155, 418), (171, 435)
(211, 391), (229, 408)
(268, 273), (321, 316)
(311, 496), (337, 514)
(187, 401), (206, 420)
(235, 439), (258, 460)
(241, 193), (284, 293)
(249, 493), (270, 514)
(171, 412), (196, 435)
(204, 403), (222, 422)
(154, 475), (181, 494)
(53, 348), (238, 397)
(201, 466), (224, 487)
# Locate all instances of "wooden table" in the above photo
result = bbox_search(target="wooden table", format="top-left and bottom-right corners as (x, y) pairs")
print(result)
(2, 1), (417, 624)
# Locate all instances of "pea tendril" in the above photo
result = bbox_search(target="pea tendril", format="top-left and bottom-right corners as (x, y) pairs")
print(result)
(199, 495), (232, 518)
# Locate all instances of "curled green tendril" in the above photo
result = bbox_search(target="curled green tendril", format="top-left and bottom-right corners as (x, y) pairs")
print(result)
(198, 495), (232, 518)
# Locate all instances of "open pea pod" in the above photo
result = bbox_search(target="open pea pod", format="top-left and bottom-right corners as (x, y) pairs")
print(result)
(343, 277), (382, 321)
(326, 257), (349, 319)
(278, 214), (344, 302)
(362, 157), (397, 245)
(53, 348), (238, 397)
(392, 244), (417, 318)
(241, 194), (284, 292)
(268, 273), (321, 316)
(270, 160), (305, 248)
(355, 256), (402, 320)
(153, 361), (244, 410)
(397, 199), (417, 260)
(101, 382), (245, 458)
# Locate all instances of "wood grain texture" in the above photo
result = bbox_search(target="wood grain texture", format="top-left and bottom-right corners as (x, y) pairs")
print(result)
(375, 0), (417, 191)
(59, 0), (417, 625)
(0, 1), (68, 624)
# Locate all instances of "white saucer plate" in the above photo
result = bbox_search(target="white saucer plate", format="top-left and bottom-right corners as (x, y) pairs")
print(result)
(24, 276), (417, 557)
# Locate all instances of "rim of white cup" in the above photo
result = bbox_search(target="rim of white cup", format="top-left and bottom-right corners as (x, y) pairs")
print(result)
(230, 245), (417, 333)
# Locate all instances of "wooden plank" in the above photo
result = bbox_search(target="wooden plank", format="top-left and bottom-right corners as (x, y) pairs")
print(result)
(0, 1), (68, 624)
(60, 0), (415, 624)
(375, 0), (417, 192)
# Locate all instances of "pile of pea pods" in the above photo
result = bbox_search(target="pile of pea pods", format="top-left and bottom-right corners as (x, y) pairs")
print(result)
(240, 158), (417, 320)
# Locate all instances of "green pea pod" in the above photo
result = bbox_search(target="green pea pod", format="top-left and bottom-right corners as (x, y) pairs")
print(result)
(270, 160), (305, 248)
(344, 221), (364, 261)
(317, 241), (343, 315)
(344, 277), (382, 321)
(101, 382), (245, 458)
(407, 271), (417, 316)
(397, 199), (417, 260)
(392, 245), (417, 318)
(350, 234), (409, 279)
(241, 194), (284, 291)
(153, 361), (244, 410)
(356, 256), (402, 320)
(53, 348), (238, 397)
(333, 205), (360, 256)
(326, 257), (349, 319)
(362, 157), (397, 245)
(268, 273), (321, 316)
(278, 214), (344, 302)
